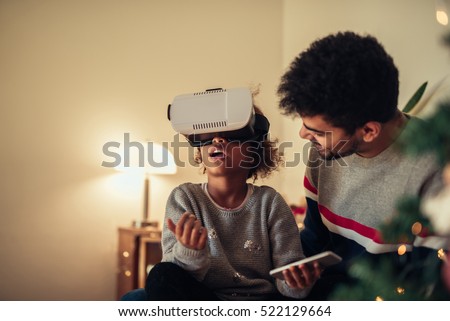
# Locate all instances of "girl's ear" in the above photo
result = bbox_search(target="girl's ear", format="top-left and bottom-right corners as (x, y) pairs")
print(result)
(359, 121), (382, 143)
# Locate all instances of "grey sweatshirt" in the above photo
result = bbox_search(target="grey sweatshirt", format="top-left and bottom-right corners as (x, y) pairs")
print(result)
(162, 182), (310, 300)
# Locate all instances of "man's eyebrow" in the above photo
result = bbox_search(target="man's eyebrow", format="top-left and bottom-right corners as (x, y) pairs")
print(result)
(303, 123), (326, 134)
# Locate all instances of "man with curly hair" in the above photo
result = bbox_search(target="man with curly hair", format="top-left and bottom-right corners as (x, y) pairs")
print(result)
(277, 31), (445, 299)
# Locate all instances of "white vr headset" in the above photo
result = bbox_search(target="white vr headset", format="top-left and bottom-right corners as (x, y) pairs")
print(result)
(168, 87), (270, 147)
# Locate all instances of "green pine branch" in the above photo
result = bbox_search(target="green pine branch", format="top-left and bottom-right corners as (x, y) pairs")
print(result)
(397, 102), (450, 166)
(379, 196), (433, 244)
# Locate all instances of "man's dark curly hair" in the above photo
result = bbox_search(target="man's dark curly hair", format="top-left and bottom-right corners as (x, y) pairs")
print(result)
(277, 31), (399, 134)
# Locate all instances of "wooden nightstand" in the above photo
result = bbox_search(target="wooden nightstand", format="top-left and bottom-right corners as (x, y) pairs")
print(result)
(117, 226), (162, 300)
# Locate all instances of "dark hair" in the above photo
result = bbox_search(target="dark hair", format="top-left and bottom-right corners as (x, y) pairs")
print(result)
(277, 31), (399, 133)
(194, 105), (283, 182)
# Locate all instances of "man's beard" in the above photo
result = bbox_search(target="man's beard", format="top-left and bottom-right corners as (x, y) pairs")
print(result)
(313, 138), (361, 160)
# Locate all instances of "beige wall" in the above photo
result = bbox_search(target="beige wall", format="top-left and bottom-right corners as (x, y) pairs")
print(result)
(0, 0), (448, 300)
(0, 0), (283, 300)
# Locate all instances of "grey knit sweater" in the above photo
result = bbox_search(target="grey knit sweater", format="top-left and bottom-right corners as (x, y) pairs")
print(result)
(161, 182), (310, 300)
(302, 116), (446, 266)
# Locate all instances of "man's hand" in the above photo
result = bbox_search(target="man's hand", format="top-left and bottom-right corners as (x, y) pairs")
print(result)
(282, 262), (322, 289)
(167, 212), (208, 250)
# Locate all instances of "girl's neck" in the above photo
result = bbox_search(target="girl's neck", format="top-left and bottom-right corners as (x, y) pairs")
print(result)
(206, 176), (249, 209)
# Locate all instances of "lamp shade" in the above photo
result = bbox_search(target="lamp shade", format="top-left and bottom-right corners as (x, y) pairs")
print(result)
(115, 141), (177, 227)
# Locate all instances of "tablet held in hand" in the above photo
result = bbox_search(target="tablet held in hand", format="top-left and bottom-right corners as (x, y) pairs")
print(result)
(270, 251), (342, 280)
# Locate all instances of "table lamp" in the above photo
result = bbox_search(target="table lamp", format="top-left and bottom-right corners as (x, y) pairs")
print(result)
(116, 141), (177, 228)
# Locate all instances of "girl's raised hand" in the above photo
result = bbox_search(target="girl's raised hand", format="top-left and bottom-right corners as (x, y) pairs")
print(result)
(167, 212), (208, 250)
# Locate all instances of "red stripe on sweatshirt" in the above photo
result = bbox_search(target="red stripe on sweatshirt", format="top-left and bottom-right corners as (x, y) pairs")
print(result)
(318, 205), (385, 244)
(303, 176), (318, 194)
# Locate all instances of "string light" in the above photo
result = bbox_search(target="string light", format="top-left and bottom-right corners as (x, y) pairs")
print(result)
(411, 222), (422, 235)
(396, 287), (405, 295)
(437, 10), (449, 25)
(375, 296), (384, 301)
(437, 248), (447, 262)
(398, 244), (407, 256)
(436, 0), (449, 25)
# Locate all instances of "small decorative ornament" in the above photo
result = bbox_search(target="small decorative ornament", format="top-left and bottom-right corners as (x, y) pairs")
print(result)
(244, 240), (261, 252)
(233, 272), (243, 283)
(208, 228), (218, 239)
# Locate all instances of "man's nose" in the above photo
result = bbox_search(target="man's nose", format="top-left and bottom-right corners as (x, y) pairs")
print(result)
(299, 125), (313, 140)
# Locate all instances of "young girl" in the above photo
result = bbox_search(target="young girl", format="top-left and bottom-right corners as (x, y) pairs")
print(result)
(145, 105), (320, 300)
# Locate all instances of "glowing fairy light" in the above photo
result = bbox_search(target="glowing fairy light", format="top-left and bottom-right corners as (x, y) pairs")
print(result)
(375, 296), (384, 301)
(396, 287), (405, 295)
(411, 222), (422, 235)
(397, 244), (407, 256)
(438, 248), (447, 262)
(437, 10), (449, 25)
(436, 0), (449, 25)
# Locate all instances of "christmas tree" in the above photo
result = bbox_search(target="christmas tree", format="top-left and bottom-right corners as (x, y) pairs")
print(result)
(330, 33), (450, 301)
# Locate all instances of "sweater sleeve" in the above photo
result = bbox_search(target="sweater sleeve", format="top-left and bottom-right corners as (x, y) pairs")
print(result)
(268, 191), (312, 299)
(301, 159), (333, 257)
(301, 196), (332, 256)
(161, 185), (211, 281)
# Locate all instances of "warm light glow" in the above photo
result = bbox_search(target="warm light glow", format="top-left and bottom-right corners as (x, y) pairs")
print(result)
(411, 222), (422, 235)
(115, 141), (177, 175)
(397, 244), (407, 256)
(438, 248), (447, 262)
(122, 251), (129, 258)
(437, 10), (449, 25)
(396, 287), (405, 295)
(375, 296), (383, 301)
(113, 140), (177, 226)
